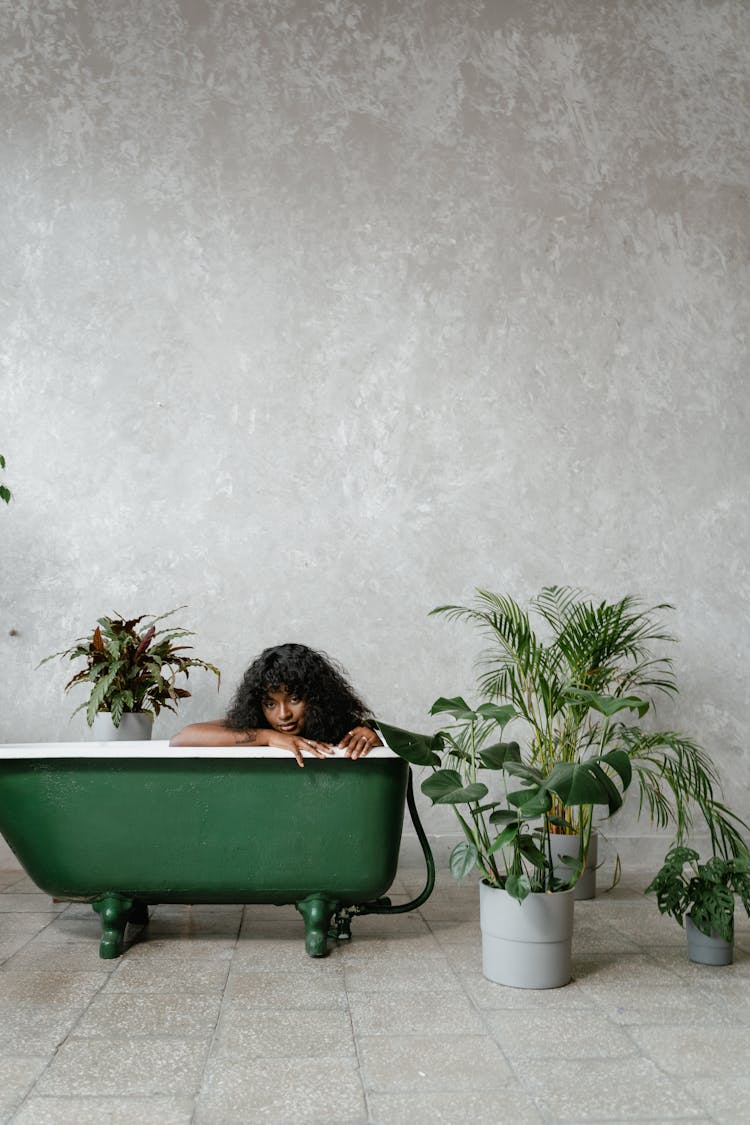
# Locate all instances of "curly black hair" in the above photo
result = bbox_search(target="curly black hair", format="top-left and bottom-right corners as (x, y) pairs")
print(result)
(225, 643), (374, 742)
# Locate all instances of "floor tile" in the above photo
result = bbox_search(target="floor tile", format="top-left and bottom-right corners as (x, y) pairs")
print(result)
(629, 1024), (750, 1077)
(521, 1056), (709, 1120)
(485, 1009), (637, 1058)
(683, 1075), (750, 1124)
(0, 969), (108, 1004)
(367, 1087), (544, 1124)
(211, 1007), (356, 1059)
(4, 941), (120, 973)
(0, 1055), (49, 1121)
(359, 1033), (512, 1092)
(72, 989), (223, 1038)
(34, 1037), (210, 1097)
(0, 894), (67, 914)
(343, 957), (462, 994)
(225, 968), (348, 1008)
(195, 1056), (367, 1123)
(0, 1000), (91, 1055)
(102, 957), (231, 994)
(11, 1095), (195, 1124)
(349, 990), (485, 1035)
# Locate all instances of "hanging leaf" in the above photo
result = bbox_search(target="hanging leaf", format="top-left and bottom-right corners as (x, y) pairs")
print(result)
(377, 721), (441, 766)
(475, 702), (518, 726)
(421, 770), (488, 805)
(479, 742), (521, 770)
(563, 687), (649, 719)
(429, 696), (477, 721)
(505, 873), (532, 902)
(450, 841), (478, 881)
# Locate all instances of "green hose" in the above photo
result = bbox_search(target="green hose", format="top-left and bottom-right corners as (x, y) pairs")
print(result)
(332, 769), (436, 936)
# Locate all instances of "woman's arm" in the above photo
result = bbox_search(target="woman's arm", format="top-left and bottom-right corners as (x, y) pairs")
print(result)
(169, 720), (254, 747)
(169, 719), (335, 767)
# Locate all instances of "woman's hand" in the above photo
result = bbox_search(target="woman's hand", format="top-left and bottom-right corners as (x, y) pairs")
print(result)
(267, 730), (335, 768)
(340, 726), (383, 760)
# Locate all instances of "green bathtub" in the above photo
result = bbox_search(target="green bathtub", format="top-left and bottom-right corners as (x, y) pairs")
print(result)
(0, 743), (432, 958)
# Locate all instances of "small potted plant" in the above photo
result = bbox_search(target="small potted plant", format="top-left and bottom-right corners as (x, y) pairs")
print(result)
(379, 696), (631, 989)
(646, 844), (750, 965)
(0, 453), (10, 504)
(40, 608), (220, 741)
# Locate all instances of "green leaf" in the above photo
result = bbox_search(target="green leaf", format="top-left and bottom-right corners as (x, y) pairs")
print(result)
(449, 841), (478, 881)
(110, 693), (125, 727)
(502, 761), (545, 784)
(489, 824), (519, 853)
(479, 742), (521, 770)
(546, 761), (612, 808)
(563, 687), (649, 719)
(421, 770), (488, 805)
(505, 873), (532, 902)
(475, 702), (518, 726)
(519, 838), (547, 867)
(514, 788), (553, 817)
(597, 748), (633, 790)
(429, 696), (477, 721)
(489, 808), (519, 825)
(85, 666), (120, 726)
(377, 721), (441, 767)
(0, 484), (10, 504)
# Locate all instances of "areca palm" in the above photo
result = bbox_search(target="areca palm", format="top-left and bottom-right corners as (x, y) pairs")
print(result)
(431, 587), (747, 859)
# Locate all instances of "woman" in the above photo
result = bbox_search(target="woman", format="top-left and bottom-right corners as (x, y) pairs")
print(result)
(170, 642), (382, 767)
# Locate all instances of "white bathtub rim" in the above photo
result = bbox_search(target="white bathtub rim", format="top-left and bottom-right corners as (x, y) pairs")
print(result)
(0, 740), (399, 760)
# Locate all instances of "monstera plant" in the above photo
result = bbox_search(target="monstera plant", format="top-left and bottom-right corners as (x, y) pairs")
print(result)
(379, 698), (632, 988)
(429, 587), (747, 865)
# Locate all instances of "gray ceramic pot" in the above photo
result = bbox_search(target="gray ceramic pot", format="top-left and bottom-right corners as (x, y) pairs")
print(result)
(480, 880), (575, 989)
(91, 712), (153, 742)
(685, 914), (733, 966)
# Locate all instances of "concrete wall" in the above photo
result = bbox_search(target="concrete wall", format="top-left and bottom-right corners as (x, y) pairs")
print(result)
(2, 0), (748, 861)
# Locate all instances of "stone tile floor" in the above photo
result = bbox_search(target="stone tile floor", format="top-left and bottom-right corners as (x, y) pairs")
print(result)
(1, 862), (748, 1124)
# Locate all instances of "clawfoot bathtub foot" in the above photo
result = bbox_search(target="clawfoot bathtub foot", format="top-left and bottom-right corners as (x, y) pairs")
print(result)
(296, 894), (338, 957)
(93, 894), (134, 959)
(128, 899), (149, 926)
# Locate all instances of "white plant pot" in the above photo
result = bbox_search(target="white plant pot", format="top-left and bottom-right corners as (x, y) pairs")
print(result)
(480, 880), (575, 989)
(549, 831), (598, 900)
(91, 712), (153, 742)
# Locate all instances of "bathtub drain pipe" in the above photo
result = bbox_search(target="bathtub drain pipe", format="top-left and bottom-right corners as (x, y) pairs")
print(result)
(332, 768), (435, 938)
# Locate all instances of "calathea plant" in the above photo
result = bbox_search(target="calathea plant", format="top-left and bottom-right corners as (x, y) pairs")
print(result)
(379, 696), (632, 901)
(40, 608), (220, 727)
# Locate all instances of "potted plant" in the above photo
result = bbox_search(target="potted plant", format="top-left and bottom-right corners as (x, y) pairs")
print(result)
(429, 587), (748, 894)
(0, 453), (10, 504)
(379, 696), (631, 988)
(40, 608), (220, 740)
(646, 845), (750, 965)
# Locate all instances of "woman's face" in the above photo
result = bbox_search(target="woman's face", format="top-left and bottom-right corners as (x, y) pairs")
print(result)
(261, 686), (307, 735)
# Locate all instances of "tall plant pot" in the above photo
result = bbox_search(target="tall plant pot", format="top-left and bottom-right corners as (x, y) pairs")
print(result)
(549, 831), (598, 900)
(685, 915), (733, 966)
(479, 880), (575, 989)
(91, 712), (153, 742)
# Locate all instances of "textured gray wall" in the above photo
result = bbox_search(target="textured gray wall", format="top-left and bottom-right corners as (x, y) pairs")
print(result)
(1, 1), (748, 854)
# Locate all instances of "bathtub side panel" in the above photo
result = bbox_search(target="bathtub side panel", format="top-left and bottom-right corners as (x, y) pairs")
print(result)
(0, 757), (408, 903)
